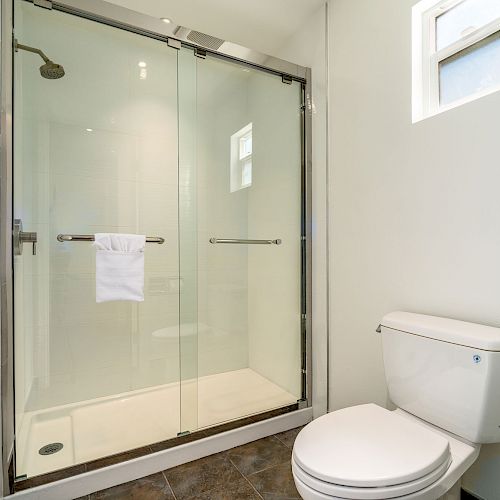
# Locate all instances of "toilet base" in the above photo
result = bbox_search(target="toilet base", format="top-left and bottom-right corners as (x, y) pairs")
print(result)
(437, 480), (460, 500)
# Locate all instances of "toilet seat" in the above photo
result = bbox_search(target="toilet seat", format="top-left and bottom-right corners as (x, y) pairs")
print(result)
(292, 404), (453, 500)
(292, 454), (451, 499)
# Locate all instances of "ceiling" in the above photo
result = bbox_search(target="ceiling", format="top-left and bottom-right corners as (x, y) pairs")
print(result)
(105, 0), (325, 55)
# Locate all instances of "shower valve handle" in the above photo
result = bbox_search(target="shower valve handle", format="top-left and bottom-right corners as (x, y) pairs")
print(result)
(13, 219), (38, 256)
(21, 231), (38, 255)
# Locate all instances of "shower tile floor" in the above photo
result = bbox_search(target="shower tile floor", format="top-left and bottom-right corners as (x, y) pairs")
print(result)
(17, 368), (297, 478)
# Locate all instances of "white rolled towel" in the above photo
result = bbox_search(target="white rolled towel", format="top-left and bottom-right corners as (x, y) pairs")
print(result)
(94, 233), (146, 303)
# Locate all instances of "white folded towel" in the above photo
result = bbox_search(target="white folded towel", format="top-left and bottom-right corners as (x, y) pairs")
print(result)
(94, 233), (146, 303)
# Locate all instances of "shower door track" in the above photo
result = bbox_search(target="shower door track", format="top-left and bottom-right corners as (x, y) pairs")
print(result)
(2, 0), (313, 493)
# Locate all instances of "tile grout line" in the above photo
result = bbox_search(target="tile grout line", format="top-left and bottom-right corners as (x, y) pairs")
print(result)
(245, 458), (291, 479)
(161, 471), (178, 500)
(273, 428), (302, 449)
(270, 433), (296, 450)
(227, 456), (264, 500)
(225, 435), (293, 478)
(226, 450), (292, 481)
(226, 454), (276, 478)
(273, 434), (291, 448)
(244, 461), (301, 500)
(241, 472), (265, 500)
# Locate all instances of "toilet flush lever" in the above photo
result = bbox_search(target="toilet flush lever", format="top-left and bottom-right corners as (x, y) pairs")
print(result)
(375, 324), (382, 333)
(13, 219), (38, 256)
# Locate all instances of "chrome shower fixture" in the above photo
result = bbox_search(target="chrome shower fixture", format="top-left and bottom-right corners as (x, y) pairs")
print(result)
(14, 39), (65, 79)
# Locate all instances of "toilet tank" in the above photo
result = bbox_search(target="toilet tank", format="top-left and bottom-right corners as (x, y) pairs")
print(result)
(380, 312), (500, 443)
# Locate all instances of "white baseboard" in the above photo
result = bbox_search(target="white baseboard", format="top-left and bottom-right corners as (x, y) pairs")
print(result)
(6, 408), (312, 500)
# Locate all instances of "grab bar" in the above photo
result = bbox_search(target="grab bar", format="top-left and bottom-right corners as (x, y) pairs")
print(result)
(209, 238), (282, 245)
(57, 234), (165, 244)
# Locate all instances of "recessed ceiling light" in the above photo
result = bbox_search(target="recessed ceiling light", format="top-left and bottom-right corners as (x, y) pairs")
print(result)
(161, 17), (172, 24)
(85, 128), (93, 132)
(138, 61), (147, 68)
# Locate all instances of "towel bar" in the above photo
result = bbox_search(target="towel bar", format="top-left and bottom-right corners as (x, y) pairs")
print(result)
(57, 234), (165, 244)
(209, 238), (281, 245)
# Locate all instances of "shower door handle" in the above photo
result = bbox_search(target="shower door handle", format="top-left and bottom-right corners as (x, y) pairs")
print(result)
(209, 238), (282, 245)
(13, 219), (38, 256)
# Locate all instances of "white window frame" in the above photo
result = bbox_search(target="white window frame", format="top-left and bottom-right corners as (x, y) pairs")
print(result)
(230, 123), (253, 192)
(413, 0), (500, 122)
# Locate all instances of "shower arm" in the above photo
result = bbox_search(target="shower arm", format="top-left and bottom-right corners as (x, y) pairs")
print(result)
(14, 40), (51, 64)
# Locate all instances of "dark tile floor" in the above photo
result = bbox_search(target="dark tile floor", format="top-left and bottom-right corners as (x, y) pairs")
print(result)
(77, 427), (303, 500)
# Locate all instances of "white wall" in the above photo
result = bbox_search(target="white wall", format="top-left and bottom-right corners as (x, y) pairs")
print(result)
(329, 0), (500, 498)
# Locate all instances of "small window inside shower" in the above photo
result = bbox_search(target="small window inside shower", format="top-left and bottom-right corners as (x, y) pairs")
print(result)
(230, 123), (252, 192)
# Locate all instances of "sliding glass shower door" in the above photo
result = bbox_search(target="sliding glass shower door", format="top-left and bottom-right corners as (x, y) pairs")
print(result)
(13, 1), (182, 478)
(178, 50), (303, 433)
(12, 0), (304, 482)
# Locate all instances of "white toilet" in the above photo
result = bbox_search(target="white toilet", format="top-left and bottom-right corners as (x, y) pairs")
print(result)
(292, 312), (500, 500)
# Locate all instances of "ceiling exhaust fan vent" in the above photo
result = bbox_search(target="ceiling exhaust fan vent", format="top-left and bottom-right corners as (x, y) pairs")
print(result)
(186, 30), (225, 51)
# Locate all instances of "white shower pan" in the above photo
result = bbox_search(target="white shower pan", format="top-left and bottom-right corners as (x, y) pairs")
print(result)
(16, 368), (296, 478)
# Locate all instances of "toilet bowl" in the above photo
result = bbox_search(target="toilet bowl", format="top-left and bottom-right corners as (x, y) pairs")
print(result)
(292, 404), (479, 500)
(292, 312), (500, 500)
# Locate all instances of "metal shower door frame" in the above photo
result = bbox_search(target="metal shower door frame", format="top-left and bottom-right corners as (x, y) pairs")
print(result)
(0, 0), (15, 495)
(1, 0), (313, 490)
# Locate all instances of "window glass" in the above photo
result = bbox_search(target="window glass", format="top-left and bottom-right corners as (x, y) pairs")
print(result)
(239, 133), (252, 159)
(439, 30), (500, 105)
(436, 0), (500, 50)
(230, 123), (253, 192)
(242, 160), (252, 187)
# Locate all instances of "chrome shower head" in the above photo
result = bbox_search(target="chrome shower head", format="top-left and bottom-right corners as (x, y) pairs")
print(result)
(15, 40), (65, 80)
(39, 61), (65, 80)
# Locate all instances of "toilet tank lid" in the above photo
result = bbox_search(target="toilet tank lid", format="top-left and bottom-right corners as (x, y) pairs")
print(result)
(381, 312), (500, 351)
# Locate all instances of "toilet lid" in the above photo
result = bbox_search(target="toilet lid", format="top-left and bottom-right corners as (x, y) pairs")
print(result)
(293, 404), (451, 488)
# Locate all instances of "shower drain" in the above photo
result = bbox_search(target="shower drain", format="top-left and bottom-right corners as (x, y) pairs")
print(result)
(38, 443), (63, 456)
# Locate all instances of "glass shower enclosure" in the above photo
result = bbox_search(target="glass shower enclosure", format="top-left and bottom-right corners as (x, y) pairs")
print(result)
(10, 0), (310, 483)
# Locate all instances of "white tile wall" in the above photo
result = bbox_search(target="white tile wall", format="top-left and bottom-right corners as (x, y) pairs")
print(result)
(15, 3), (180, 412)
(193, 57), (302, 397)
(194, 58), (250, 378)
(246, 72), (302, 399)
